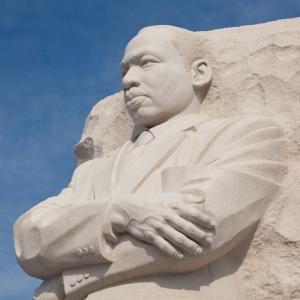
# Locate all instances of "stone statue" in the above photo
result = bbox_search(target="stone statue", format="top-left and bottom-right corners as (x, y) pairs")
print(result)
(14, 25), (286, 300)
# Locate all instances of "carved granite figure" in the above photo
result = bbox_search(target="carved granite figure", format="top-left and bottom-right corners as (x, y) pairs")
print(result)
(14, 25), (286, 300)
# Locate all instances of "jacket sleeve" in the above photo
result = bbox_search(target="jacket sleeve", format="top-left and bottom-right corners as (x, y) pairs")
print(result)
(13, 159), (112, 280)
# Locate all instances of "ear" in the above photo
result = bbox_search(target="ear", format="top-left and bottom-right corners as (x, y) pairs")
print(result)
(190, 59), (212, 88)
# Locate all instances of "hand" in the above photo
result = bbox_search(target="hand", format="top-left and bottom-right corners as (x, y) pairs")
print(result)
(103, 193), (216, 259)
(34, 276), (65, 300)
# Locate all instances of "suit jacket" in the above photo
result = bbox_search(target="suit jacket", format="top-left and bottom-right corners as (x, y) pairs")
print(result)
(14, 114), (286, 299)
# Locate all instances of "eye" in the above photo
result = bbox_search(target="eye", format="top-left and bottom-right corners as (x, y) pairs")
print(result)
(140, 56), (159, 68)
(141, 60), (154, 67)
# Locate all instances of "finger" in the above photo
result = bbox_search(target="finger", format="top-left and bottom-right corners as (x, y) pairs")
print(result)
(167, 215), (213, 247)
(178, 207), (217, 230)
(149, 234), (184, 259)
(158, 225), (203, 256)
(128, 225), (147, 241)
(180, 191), (205, 204)
(128, 226), (184, 260)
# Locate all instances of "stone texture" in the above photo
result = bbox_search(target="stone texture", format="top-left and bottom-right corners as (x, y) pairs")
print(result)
(74, 92), (135, 165)
(75, 18), (300, 299)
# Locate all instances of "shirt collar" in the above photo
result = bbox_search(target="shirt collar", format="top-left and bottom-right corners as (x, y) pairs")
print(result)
(132, 113), (208, 141)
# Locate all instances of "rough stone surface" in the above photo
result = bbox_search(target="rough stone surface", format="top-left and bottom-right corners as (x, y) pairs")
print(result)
(76, 18), (300, 299)
(74, 92), (134, 165)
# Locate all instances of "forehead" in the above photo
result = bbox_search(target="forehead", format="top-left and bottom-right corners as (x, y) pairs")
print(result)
(122, 29), (178, 64)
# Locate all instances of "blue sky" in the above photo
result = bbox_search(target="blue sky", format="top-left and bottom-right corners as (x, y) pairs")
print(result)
(0, 0), (299, 299)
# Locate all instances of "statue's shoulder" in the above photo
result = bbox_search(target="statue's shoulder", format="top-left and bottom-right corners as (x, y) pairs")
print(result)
(227, 114), (283, 137)
(191, 114), (284, 153)
(194, 114), (282, 133)
(230, 114), (281, 128)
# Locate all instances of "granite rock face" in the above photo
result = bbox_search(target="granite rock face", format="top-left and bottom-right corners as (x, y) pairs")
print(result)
(74, 92), (134, 165)
(75, 18), (300, 299)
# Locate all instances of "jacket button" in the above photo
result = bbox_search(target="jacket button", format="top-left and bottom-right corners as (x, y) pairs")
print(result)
(75, 249), (83, 257)
(88, 246), (95, 254)
(83, 271), (90, 279)
(70, 281), (76, 287)
(77, 274), (83, 283)
(82, 247), (89, 255)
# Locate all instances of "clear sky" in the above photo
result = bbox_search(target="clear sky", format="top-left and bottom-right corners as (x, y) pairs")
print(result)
(0, 0), (299, 299)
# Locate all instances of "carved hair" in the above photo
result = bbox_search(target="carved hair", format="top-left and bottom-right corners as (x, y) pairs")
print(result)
(138, 25), (208, 70)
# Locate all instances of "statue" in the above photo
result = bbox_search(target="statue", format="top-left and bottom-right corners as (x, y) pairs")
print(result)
(14, 25), (286, 300)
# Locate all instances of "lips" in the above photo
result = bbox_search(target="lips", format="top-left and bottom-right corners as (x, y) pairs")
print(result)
(125, 89), (148, 110)
(125, 89), (148, 101)
(126, 96), (147, 111)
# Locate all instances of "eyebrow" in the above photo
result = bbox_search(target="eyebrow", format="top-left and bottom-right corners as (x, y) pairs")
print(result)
(120, 50), (161, 69)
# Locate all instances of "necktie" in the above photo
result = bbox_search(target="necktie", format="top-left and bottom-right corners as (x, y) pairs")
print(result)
(127, 130), (154, 153)
(134, 130), (154, 147)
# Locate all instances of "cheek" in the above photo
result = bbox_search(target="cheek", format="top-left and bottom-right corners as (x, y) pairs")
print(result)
(142, 66), (192, 108)
(161, 78), (192, 107)
(143, 65), (175, 88)
(158, 67), (191, 93)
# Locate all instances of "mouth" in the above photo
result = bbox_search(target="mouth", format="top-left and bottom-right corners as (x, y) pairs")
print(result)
(125, 90), (148, 110)
(126, 95), (147, 111)
(125, 89), (148, 100)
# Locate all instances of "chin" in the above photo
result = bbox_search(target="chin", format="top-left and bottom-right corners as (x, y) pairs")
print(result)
(132, 113), (162, 128)
(133, 117), (155, 128)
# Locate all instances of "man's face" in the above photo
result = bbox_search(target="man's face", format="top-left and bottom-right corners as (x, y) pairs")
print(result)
(121, 29), (197, 127)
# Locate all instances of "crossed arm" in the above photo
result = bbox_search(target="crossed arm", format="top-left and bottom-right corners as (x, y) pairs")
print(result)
(13, 169), (216, 278)
(15, 173), (217, 300)
(14, 116), (286, 300)
(32, 163), (284, 300)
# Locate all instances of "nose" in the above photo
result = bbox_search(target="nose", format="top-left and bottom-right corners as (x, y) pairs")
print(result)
(122, 66), (140, 91)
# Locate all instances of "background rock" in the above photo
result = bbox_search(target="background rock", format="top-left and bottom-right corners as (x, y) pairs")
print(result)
(74, 92), (134, 165)
(75, 17), (300, 299)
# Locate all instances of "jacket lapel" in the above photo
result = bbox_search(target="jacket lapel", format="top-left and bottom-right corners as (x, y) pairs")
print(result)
(92, 150), (119, 201)
(110, 115), (210, 195)
(114, 130), (188, 194)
